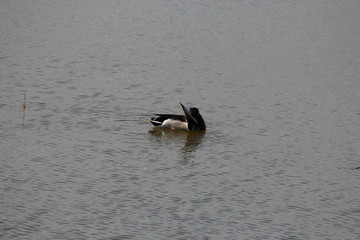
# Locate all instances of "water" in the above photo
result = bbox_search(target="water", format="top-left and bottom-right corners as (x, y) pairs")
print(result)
(1, 1), (359, 239)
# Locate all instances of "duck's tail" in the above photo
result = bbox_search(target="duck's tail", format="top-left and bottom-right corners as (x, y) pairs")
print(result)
(149, 118), (162, 126)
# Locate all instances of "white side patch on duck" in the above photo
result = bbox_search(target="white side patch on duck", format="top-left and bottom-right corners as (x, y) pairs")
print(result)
(161, 119), (188, 130)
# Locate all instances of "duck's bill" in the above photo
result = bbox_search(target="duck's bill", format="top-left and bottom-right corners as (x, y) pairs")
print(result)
(180, 103), (198, 124)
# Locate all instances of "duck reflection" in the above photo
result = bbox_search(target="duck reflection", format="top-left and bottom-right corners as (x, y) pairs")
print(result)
(148, 128), (205, 164)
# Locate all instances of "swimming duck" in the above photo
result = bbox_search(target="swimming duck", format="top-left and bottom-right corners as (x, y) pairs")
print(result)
(149, 103), (206, 132)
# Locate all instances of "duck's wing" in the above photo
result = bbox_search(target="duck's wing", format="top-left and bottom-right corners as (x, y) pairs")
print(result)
(154, 114), (185, 121)
(150, 114), (186, 126)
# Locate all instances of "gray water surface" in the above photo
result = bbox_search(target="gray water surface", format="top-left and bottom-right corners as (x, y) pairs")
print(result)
(1, 1), (359, 239)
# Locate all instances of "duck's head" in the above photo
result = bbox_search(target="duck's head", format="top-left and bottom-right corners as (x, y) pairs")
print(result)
(189, 107), (200, 118)
(180, 103), (206, 132)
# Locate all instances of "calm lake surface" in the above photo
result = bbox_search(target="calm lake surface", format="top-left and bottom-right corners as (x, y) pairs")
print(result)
(1, 1), (359, 239)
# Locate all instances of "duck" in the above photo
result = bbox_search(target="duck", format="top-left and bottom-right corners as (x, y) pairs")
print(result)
(149, 103), (206, 132)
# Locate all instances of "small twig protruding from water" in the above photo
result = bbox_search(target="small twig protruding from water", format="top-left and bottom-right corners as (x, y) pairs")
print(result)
(21, 91), (28, 126)
(22, 91), (28, 111)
